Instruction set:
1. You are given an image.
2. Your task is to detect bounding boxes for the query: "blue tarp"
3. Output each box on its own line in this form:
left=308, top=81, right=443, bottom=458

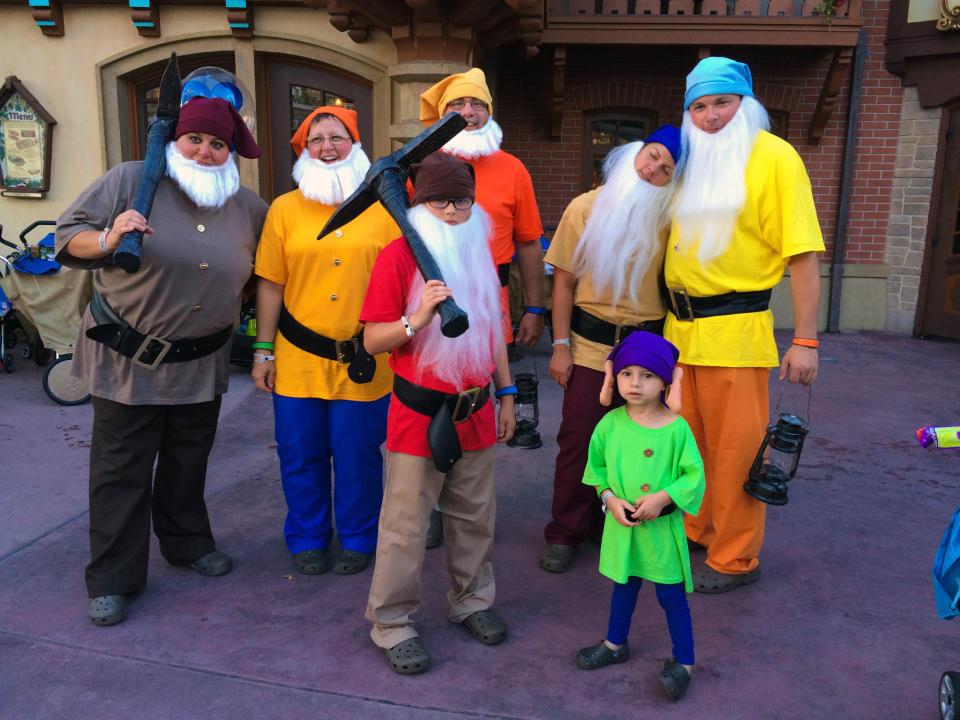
left=933, top=506, right=960, bottom=620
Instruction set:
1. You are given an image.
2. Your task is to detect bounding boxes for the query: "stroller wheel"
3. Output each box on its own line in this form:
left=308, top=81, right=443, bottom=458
left=2, top=354, right=13, bottom=373
left=42, top=354, right=91, bottom=405
left=940, top=671, right=960, bottom=720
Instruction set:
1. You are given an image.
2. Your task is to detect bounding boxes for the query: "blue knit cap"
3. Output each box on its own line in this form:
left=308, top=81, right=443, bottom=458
left=684, top=57, right=754, bottom=110
left=642, top=124, right=682, bottom=165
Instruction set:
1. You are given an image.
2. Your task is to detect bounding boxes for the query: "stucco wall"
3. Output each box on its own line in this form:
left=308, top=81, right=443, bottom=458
left=0, top=5, right=396, bottom=238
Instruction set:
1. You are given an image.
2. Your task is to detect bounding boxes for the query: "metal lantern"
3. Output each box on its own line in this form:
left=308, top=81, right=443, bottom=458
left=507, top=372, right=542, bottom=449
left=743, top=412, right=809, bottom=506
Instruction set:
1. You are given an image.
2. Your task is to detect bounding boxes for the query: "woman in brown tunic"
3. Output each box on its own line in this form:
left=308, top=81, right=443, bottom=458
left=55, top=97, right=268, bottom=627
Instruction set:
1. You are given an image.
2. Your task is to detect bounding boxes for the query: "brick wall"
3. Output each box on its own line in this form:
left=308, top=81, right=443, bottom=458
left=885, top=85, right=942, bottom=334
left=494, top=0, right=902, bottom=270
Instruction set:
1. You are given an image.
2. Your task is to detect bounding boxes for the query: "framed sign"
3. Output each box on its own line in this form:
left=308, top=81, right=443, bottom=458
left=0, top=77, right=57, bottom=198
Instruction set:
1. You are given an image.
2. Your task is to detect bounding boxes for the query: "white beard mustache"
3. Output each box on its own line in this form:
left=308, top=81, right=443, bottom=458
left=671, top=95, right=770, bottom=266
left=292, top=143, right=371, bottom=206
left=404, top=204, right=502, bottom=388
left=572, top=141, right=671, bottom=308
left=442, top=118, right=503, bottom=160
left=165, top=142, right=240, bottom=209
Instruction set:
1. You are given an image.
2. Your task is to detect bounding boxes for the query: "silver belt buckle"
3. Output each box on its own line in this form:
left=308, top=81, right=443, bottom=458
left=132, top=334, right=172, bottom=370
left=451, top=387, right=481, bottom=424
left=335, top=337, right=359, bottom=364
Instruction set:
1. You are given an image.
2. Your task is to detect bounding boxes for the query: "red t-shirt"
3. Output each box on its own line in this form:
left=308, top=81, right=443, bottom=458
left=359, top=238, right=497, bottom=458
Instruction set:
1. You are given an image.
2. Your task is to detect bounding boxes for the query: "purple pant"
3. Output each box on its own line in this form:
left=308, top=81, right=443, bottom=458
left=543, top=364, right=624, bottom=546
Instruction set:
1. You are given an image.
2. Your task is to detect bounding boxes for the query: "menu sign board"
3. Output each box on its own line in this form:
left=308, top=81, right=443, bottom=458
left=0, top=78, right=56, bottom=197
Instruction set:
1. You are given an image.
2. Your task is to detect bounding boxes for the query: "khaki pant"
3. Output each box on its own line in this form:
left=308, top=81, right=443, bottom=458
left=366, top=447, right=496, bottom=649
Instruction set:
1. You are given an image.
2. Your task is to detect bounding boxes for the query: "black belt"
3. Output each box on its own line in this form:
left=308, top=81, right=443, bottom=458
left=86, top=292, right=233, bottom=370
left=497, top=263, right=511, bottom=288
left=277, top=303, right=375, bottom=384
left=392, top=373, right=490, bottom=473
left=667, top=287, right=772, bottom=321
left=570, top=306, right=664, bottom=346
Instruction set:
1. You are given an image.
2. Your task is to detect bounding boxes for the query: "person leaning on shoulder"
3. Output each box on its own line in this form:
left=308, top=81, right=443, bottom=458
left=54, top=96, right=268, bottom=627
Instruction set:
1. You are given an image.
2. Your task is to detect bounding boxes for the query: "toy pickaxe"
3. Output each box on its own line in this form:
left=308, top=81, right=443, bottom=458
left=317, top=112, right=470, bottom=338
left=113, top=52, right=180, bottom=273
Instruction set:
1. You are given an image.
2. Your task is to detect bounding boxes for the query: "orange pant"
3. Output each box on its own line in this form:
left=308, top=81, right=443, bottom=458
left=499, top=285, right=514, bottom=344
left=680, top=364, right=769, bottom=574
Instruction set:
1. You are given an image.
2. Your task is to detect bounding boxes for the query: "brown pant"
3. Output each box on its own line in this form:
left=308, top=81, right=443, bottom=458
left=366, top=447, right=496, bottom=649
left=86, top=395, right=221, bottom=597
left=680, top=365, right=769, bottom=574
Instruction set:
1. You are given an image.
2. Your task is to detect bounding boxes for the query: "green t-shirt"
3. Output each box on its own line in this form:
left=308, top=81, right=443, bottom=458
left=582, top=408, right=705, bottom=591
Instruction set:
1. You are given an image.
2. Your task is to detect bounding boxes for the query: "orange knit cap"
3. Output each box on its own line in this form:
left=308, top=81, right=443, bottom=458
left=289, top=106, right=360, bottom=157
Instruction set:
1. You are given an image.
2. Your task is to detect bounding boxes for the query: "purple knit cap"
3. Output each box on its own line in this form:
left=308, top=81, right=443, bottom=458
left=607, top=331, right=679, bottom=386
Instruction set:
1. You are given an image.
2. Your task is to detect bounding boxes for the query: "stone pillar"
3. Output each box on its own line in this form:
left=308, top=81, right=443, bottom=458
left=885, top=86, right=943, bottom=334
left=388, top=60, right=471, bottom=149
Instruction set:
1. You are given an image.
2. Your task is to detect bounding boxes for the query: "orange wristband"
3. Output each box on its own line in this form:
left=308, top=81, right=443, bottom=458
left=792, top=337, right=819, bottom=349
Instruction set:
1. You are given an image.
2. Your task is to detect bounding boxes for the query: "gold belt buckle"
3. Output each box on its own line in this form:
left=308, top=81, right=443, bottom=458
left=451, top=387, right=481, bottom=423
left=132, top=334, right=172, bottom=370
left=335, top=337, right=359, bottom=364
left=668, top=286, right=695, bottom=322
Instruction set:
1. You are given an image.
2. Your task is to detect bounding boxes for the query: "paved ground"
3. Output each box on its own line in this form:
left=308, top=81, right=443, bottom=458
left=1, top=330, right=959, bottom=720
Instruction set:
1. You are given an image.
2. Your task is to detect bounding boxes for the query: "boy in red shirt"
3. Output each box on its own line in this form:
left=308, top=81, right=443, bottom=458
left=360, top=151, right=516, bottom=675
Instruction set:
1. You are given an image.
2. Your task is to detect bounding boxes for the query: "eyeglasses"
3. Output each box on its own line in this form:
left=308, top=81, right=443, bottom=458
left=306, top=135, right=352, bottom=147
left=446, top=99, right=488, bottom=112
left=427, top=198, right=474, bottom=210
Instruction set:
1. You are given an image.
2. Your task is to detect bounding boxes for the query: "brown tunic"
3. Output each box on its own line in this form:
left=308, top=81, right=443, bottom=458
left=55, top=161, right=268, bottom=405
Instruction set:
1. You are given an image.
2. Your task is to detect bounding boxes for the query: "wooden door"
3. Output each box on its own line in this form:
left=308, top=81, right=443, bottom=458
left=261, top=56, right=372, bottom=202
left=919, top=106, right=960, bottom=339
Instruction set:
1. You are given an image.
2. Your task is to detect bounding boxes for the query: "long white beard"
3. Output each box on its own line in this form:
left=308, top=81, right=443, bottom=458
left=671, top=96, right=770, bottom=265
left=404, top=204, right=502, bottom=388
left=292, top=143, right=371, bottom=206
left=165, top=142, right=240, bottom=209
left=572, top=142, right=671, bottom=308
left=442, top=119, right=503, bottom=160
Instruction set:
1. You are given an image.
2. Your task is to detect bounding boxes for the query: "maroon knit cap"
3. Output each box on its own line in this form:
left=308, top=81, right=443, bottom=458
left=409, top=151, right=475, bottom=206
left=175, top=97, right=261, bottom=159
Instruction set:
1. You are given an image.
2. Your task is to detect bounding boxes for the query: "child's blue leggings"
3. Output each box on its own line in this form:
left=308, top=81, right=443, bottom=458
left=606, top=577, right=695, bottom=665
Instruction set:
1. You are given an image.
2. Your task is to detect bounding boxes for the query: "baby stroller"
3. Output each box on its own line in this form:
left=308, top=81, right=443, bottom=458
left=0, top=221, right=92, bottom=404
left=922, top=426, right=960, bottom=719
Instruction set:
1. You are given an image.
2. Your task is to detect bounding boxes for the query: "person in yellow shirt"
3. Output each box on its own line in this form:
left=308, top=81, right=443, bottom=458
left=252, top=107, right=398, bottom=577
left=665, top=57, right=823, bottom=593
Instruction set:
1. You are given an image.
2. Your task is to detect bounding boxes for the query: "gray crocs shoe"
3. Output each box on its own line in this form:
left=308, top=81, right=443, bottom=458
left=88, top=595, right=127, bottom=626
left=189, top=550, right=232, bottom=577
left=462, top=609, right=508, bottom=645
left=384, top=637, right=431, bottom=675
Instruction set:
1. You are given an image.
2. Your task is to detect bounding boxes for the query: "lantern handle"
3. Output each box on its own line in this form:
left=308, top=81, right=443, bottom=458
left=773, top=379, right=812, bottom=427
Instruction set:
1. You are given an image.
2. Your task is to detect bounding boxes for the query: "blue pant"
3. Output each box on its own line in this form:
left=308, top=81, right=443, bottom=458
left=606, top=577, right=695, bottom=665
left=273, top=393, right=389, bottom=555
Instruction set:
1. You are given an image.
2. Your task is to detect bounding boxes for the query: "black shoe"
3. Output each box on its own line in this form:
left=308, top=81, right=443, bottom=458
left=189, top=551, right=232, bottom=577
left=577, top=640, right=630, bottom=670
left=334, top=549, right=371, bottom=575
left=426, top=509, right=443, bottom=549
left=294, top=549, right=327, bottom=575
left=660, top=657, right=691, bottom=699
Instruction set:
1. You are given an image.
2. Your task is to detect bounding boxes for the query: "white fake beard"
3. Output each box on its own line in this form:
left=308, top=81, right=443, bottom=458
left=671, top=96, right=770, bottom=266
left=165, top=142, right=240, bottom=209
left=442, top=118, right=503, bottom=160
left=292, top=143, right=371, bottom=206
left=572, top=141, right=671, bottom=308
left=404, top=204, right=502, bottom=388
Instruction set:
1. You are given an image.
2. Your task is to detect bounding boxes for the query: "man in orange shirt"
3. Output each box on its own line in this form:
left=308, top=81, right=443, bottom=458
left=420, top=68, right=546, bottom=548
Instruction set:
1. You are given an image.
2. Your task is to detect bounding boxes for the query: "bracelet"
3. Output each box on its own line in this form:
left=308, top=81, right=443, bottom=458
left=524, top=306, right=547, bottom=315
left=792, top=338, right=819, bottom=349
left=253, top=353, right=275, bottom=363
left=252, top=341, right=274, bottom=350
left=98, top=227, right=112, bottom=252
left=552, top=337, right=570, bottom=347
left=495, top=385, right=518, bottom=398
left=401, top=315, right=416, bottom=337
left=600, top=489, right=614, bottom=514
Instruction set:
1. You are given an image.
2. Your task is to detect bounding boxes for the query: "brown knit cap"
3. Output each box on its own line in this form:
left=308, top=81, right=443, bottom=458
left=409, top=151, right=475, bottom=206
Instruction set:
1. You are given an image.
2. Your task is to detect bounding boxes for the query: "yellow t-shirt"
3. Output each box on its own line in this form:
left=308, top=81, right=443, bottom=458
left=664, top=131, right=825, bottom=368
left=255, top=189, right=399, bottom=399
left=545, top=187, right=667, bottom=372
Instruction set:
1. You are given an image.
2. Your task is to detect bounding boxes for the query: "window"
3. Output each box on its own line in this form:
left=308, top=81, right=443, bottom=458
left=768, top=109, right=789, bottom=139
left=582, top=110, right=657, bottom=191
left=125, top=53, right=236, bottom=161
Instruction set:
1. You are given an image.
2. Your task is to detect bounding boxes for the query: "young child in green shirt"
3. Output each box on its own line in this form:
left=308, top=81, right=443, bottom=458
left=577, top=331, right=705, bottom=700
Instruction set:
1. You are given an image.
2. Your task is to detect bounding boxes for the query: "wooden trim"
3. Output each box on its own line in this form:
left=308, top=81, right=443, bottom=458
left=808, top=46, right=851, bottom=142
left=552, top=45, right=566, bottom=139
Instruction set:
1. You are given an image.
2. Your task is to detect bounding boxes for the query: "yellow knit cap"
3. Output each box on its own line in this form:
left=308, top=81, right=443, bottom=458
left=419, top=68, right=493, bottom=127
